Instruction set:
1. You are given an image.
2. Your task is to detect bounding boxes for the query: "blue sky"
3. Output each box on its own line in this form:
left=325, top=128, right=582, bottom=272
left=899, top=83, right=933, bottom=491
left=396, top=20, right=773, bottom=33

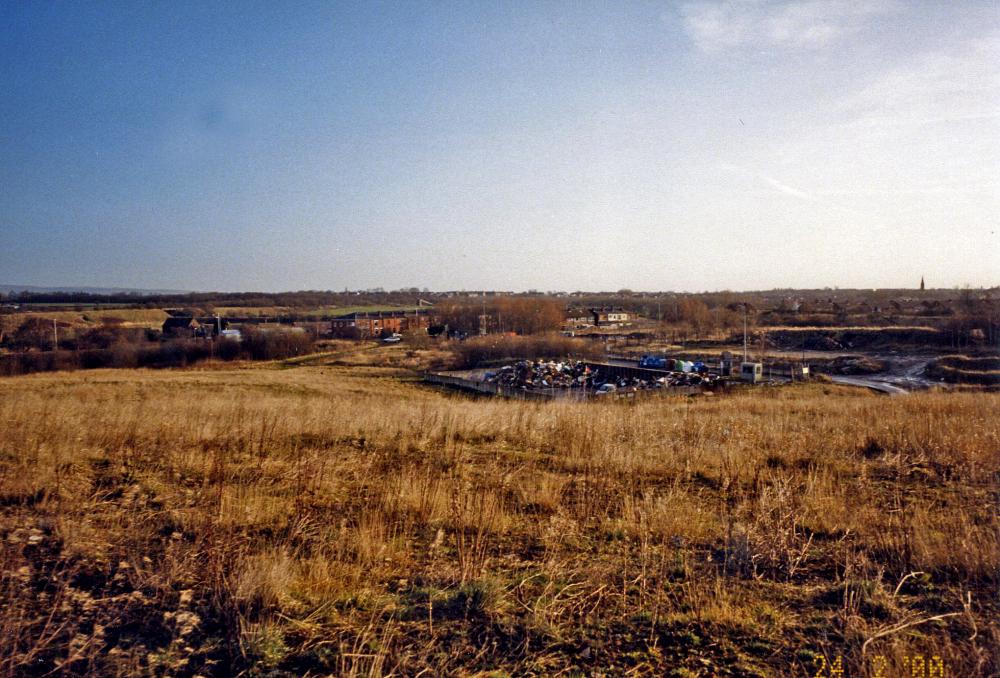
left=1, top=1, right=997, bottom=292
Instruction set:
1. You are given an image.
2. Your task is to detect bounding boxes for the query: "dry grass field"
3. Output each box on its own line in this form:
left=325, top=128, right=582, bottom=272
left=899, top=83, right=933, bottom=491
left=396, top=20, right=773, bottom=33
left=0, top=360, right=997, bottom=676
left=4, top=309, right=169, bottom=330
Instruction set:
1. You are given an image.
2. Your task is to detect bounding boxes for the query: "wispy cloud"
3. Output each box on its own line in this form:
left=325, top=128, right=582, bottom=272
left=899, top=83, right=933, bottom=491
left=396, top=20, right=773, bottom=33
left=720, top=162, right=875, bottom=219
left=765, top=30, right=1000, bottom=201
left=837, top=31, right=1000, bottom=128
left=721, top=162, right=816, bottom=201
left=680, top=0, right=899, bottom=52
left=761, top=175, right=814, bottom=201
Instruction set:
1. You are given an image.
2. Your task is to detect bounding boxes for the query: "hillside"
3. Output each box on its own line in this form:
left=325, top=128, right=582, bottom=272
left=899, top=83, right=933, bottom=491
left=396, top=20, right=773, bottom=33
left=1, top=361, right=996, bottom=676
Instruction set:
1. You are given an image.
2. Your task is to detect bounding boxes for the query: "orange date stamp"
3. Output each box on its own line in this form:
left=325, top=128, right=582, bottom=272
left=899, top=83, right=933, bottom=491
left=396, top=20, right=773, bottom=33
left=813, top=654, right=947, bottom=677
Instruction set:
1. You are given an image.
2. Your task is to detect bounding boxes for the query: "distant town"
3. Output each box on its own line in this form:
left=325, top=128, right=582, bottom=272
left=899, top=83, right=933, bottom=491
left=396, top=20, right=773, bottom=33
left=2, top=283, right=997, bottom=390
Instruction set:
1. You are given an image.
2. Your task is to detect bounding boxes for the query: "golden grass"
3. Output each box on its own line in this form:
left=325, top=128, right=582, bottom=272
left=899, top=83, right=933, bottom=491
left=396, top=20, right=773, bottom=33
left=0, top=365, right=997, bottom=676
left=6, top=308, right=169, bottom=329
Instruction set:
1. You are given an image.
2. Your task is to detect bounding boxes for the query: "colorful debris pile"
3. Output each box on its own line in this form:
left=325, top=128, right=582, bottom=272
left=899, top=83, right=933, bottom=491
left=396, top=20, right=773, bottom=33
left=485, top=360, right=597, bottom=390
left=638, top=356, right=709, bottom=372
left=598, top=371, right=721, bottom=393
left=483, top=360, right=722, bottom=394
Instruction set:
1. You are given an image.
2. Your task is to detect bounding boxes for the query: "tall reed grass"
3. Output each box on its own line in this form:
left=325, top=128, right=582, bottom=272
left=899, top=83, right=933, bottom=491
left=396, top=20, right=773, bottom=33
left=0, top=366, right=996, bottom=675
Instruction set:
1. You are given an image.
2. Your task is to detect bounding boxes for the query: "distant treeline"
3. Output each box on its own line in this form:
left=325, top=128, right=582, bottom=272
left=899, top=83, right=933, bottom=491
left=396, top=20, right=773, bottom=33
left=4, top=288, right=998, bottom=346
left=0, top=329, right=313, bottom=377
left=449, top=334, right=604, bottom=369
left=1, top=290, right=428, bottom=308
left=7, top=287, right=995, bottom=311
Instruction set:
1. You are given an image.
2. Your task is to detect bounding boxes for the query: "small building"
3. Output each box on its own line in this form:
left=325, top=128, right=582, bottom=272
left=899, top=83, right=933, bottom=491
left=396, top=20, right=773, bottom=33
left=718, top=351, right=736, bottom=376
left=740, top=362, right=763, bottom=384
left=193, top=316, right=230, bottom=338
left=564, top=308, right=593, bottom=327
left=162, top=316, right=193, bottom=337
left=589, top=307, right=632, bottom=327
left=331, top=310, right=434, bottom=338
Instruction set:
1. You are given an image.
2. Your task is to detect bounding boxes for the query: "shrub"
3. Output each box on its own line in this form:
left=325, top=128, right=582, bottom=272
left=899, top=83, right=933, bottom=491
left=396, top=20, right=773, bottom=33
left=449, top=333, right=603, bottom=368
left=216, top=338, right=242, bottom=361
left=241, top=328, right=314, bottom=361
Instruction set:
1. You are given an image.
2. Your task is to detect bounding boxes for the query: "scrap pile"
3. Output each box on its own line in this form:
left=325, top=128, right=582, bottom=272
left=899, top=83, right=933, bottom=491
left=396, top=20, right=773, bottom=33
left=639, top=356, right=708, bottom=372
left=598, top=371, right=720, bottom=393
left=484, top=360, right=723, bottom=394
left=485, top=360, right=597, bottom=390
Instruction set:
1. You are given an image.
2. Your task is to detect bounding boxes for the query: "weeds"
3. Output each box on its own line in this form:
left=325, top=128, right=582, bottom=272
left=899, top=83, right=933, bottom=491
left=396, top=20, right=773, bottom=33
left=0, top=366, right=996, bottom=675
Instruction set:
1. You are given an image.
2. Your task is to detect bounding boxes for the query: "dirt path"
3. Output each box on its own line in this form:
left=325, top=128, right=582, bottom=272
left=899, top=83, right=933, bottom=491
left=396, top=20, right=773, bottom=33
left=829, top=375, right=909, bottom=394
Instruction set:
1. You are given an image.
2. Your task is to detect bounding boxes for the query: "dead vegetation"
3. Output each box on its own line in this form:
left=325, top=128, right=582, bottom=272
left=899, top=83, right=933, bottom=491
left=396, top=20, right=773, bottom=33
left=2, top=308, right=169, bottom=330
left=0, top=364, right=997, bottom=676
left=448, top=333, right=605, bottom=369
left=827, top=355, right=887, bottom=375
left=926, top=355, right=1000, bottom=386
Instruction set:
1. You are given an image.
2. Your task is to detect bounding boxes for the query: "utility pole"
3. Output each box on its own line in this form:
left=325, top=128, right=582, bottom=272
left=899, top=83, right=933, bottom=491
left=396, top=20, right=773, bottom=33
left=52, top=318, right=58, bottom=351
left=742, top=304, right=748, bottom=363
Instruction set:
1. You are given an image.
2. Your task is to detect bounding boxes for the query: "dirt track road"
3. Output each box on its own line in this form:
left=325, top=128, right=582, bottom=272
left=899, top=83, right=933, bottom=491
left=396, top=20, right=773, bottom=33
left=612, top=349, right=942, bottom=394
left=829, top=375, right=909, bottom=394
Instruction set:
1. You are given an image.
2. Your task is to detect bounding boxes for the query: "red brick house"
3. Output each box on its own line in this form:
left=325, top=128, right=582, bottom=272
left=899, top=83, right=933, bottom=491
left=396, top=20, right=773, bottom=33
left=331, top=310, right=434, bottom=338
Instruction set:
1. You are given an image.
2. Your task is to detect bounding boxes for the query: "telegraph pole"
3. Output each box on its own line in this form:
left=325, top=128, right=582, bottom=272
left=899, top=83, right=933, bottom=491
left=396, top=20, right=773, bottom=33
left=742, top=304, right=748, bottom=363
left=52, top=318, right=58, bottom=351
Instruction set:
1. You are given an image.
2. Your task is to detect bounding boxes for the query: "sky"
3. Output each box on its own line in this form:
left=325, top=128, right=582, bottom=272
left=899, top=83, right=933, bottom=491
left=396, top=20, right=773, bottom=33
left=1, top=0, right=998, bottom=292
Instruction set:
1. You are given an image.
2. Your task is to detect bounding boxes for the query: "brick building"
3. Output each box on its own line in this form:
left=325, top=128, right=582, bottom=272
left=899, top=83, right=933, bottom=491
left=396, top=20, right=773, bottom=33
left=331, top=310, right=434, bottom=338
left=589, top=307, right=632, bottom=326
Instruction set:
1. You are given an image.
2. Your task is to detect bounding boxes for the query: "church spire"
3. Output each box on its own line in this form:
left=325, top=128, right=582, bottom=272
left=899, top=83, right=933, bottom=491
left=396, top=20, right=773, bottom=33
left=920, top=276, right=925, bottom=291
